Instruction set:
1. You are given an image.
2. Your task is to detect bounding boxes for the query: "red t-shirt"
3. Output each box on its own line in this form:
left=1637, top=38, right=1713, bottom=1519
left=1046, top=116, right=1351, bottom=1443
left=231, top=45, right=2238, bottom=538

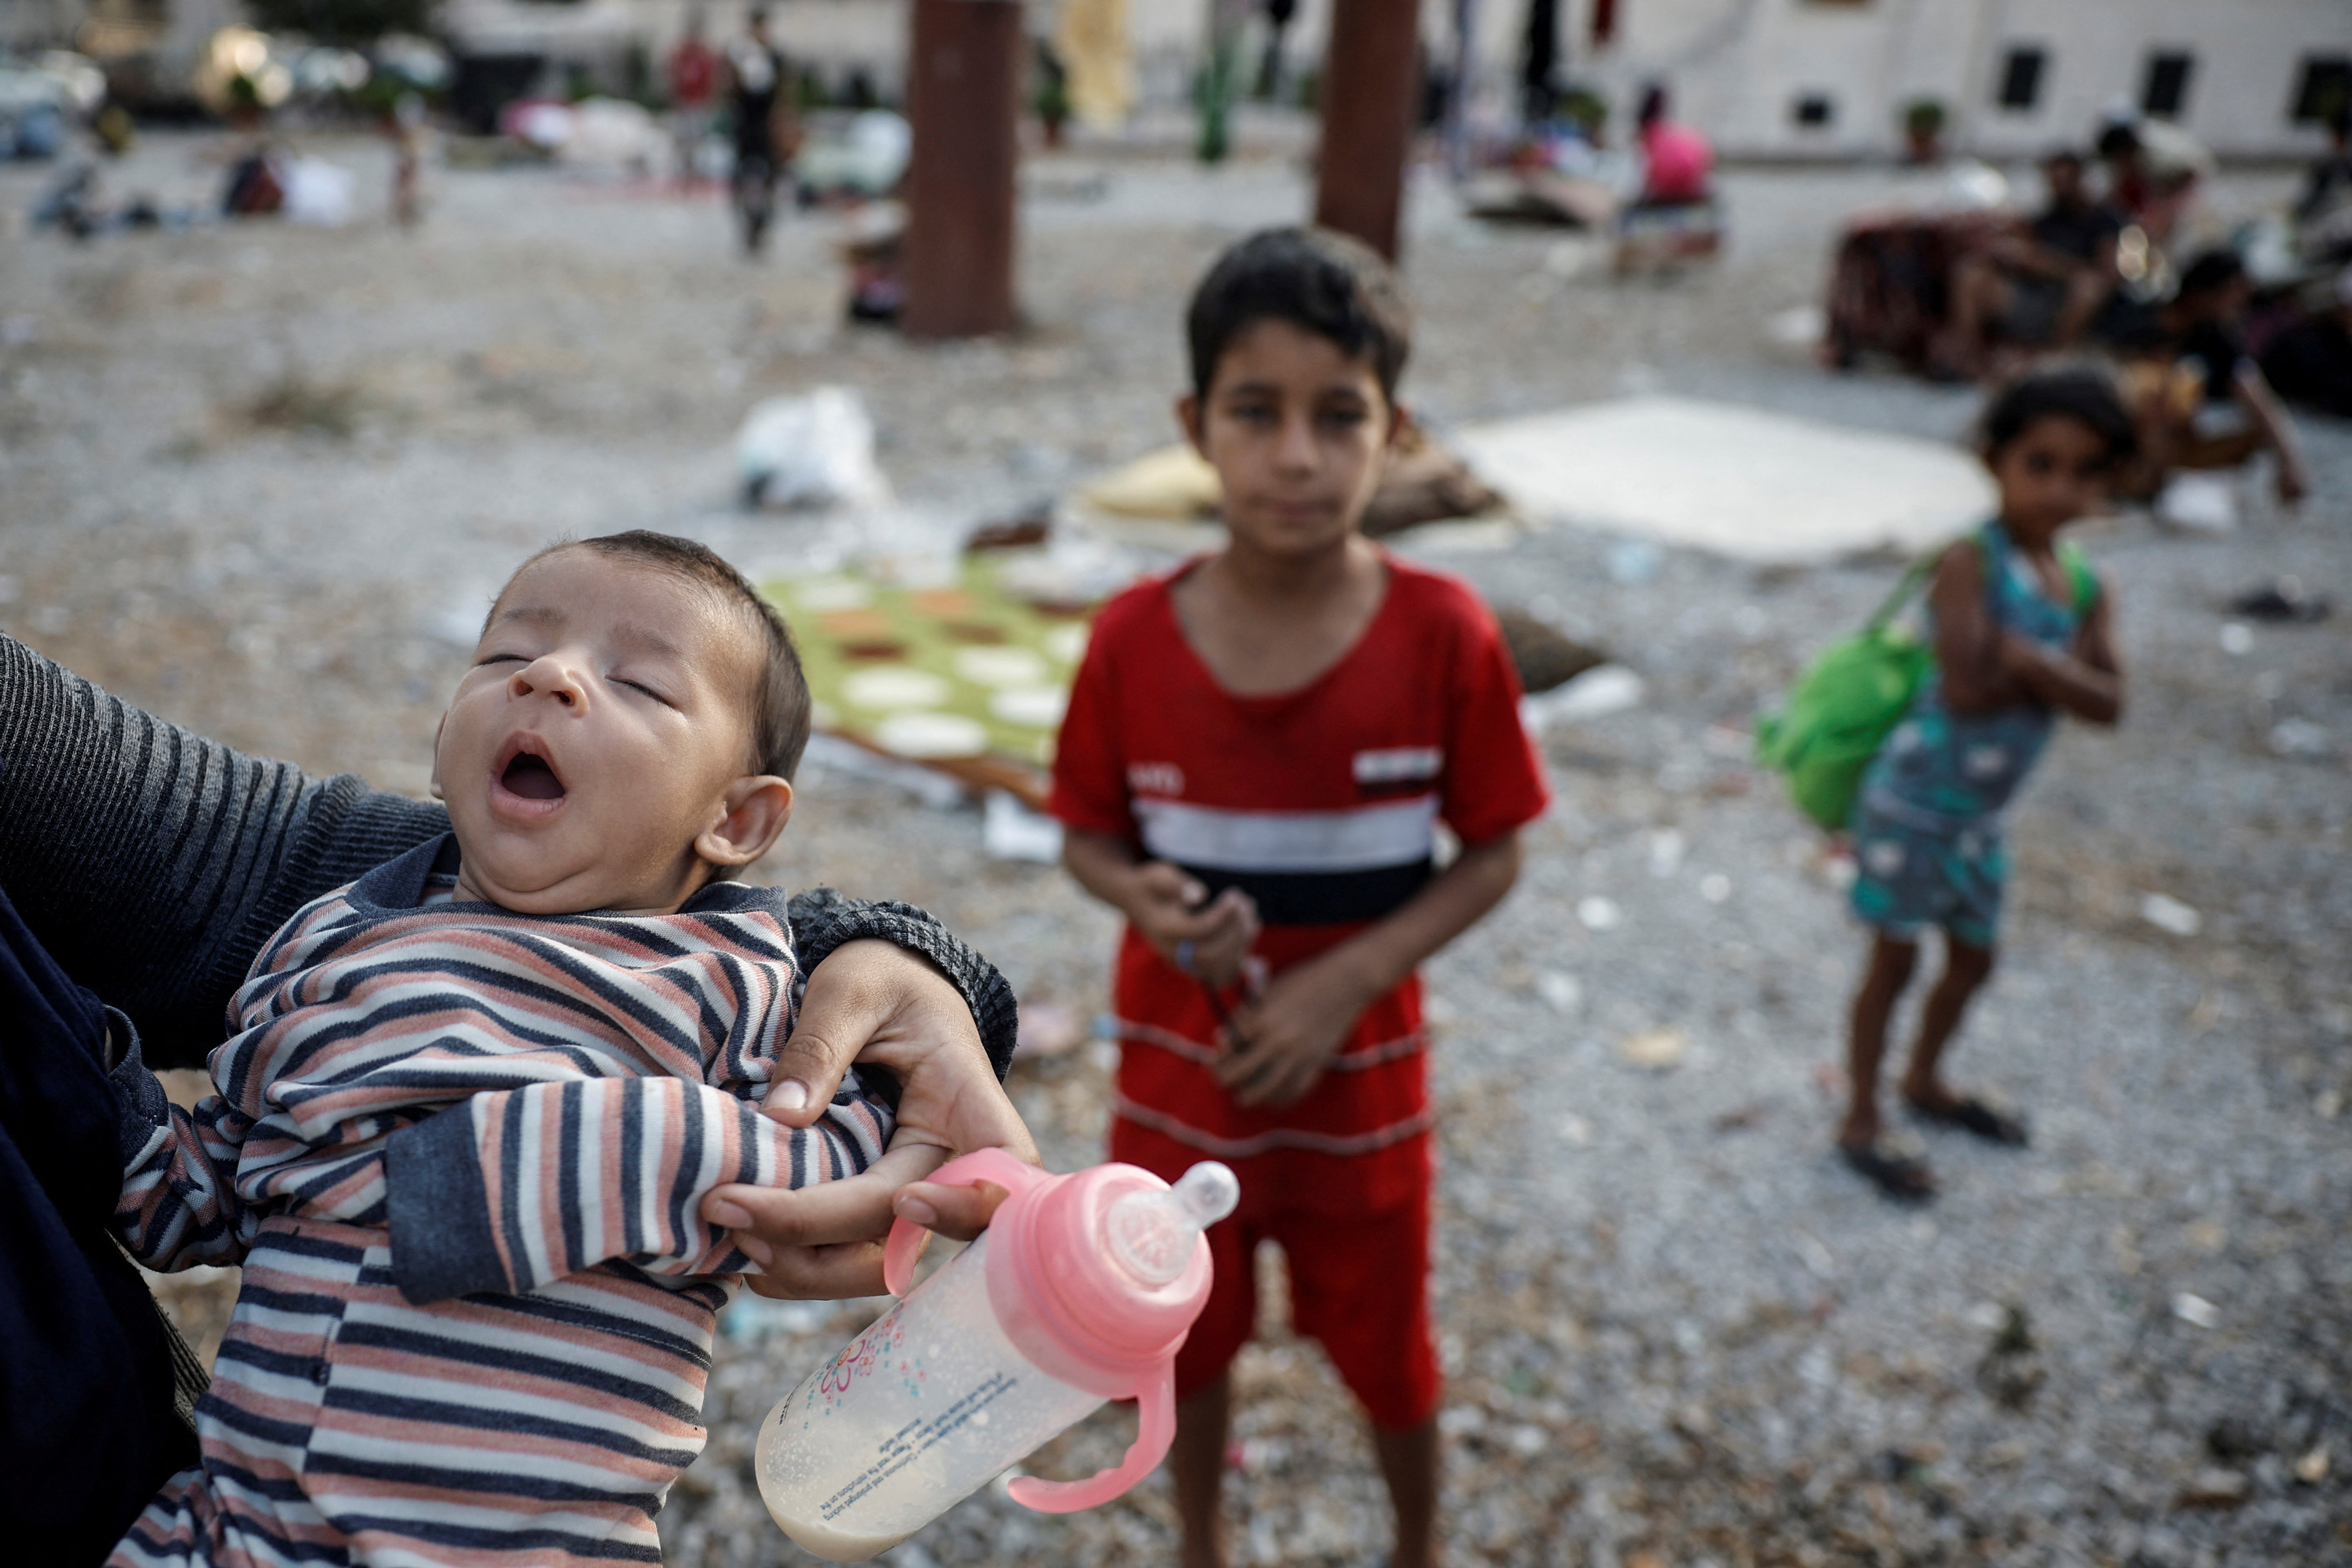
left=1051, top=552, right=1549, bottom=1213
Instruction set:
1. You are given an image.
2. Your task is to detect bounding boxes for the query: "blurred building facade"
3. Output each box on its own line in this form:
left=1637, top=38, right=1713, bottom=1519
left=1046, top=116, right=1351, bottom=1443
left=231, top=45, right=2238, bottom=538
left=3, top=0, right=2341, bottom=162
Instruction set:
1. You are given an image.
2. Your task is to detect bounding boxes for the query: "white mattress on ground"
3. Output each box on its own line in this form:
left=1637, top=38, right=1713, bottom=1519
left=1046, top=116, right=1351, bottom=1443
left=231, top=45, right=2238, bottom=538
left=1453, top=395, right=1996, bottom=563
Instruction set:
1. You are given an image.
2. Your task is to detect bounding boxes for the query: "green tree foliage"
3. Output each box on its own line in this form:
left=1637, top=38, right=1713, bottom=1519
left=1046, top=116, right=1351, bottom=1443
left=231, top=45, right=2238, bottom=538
left=245, top=0, right=436, bottom=47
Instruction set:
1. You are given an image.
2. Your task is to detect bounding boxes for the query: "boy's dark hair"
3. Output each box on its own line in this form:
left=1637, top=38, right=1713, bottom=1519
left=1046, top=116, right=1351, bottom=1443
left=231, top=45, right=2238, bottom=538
left=1981, top=367, right=2137, bottom=467
left=2176, top=248, right=2246, bottom=301
left=497, top=530, right=812, bottom=781
left=2095, top=123, right=2141, bottom=161
left=1185, top=227, right=1413, bottom=404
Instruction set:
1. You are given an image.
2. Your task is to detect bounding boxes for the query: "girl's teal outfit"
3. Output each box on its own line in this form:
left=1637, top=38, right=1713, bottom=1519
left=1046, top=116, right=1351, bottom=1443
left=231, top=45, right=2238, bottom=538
left=1849, top=520, right=2093, bottom=949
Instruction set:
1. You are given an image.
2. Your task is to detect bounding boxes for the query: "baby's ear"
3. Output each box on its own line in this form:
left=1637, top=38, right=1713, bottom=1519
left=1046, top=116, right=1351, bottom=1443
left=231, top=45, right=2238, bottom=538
left=699, top=775, right=794, bottom=869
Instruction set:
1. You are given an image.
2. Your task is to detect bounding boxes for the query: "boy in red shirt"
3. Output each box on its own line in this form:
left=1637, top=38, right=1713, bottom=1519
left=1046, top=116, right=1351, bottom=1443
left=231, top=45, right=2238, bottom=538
left=1051, top=228, right=1548, bottom=1568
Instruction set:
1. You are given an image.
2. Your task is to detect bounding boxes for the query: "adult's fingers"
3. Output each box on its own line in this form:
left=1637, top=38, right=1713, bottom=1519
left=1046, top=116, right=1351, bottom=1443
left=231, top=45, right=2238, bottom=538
left=890, top=1178, right=1010, bottom=1243
left=702, top=1142, right=951, bottom=1250
left=740, top=1241, right=887, bottom=1301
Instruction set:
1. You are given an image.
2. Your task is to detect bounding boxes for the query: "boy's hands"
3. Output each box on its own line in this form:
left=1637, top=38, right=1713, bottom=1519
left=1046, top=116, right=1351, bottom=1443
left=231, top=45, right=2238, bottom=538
left=1127, top=863, right=1260, bottom=988
left=1215, top=951, right=1377, bottom=1107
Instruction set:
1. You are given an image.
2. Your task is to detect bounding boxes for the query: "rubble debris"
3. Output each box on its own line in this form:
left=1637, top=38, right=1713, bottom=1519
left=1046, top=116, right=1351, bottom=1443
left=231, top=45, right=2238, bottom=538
left=1492, top=606, right=1607, bottom=695
left=2229, top=576, right=2331, bottom=623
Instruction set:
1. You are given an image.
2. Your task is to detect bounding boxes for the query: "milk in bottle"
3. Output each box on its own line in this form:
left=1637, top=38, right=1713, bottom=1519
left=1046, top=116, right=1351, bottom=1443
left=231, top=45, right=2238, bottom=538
left=755, top=1150, right=1238, bottom=1561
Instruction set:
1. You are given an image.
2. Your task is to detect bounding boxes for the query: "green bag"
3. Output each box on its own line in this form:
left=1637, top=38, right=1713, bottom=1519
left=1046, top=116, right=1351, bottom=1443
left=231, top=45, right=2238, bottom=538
left=1754, top=536, right=2096, bottom=833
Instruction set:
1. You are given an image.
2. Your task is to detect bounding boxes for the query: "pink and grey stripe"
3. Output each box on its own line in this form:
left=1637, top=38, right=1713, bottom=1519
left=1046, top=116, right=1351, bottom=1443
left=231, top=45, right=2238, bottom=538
left=109, top=835, right=890, bottom=1566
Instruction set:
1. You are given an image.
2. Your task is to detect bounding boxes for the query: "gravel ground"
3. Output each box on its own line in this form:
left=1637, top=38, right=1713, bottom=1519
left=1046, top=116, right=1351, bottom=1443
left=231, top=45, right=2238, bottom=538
left=3, top=126, right=2348, bottom=1568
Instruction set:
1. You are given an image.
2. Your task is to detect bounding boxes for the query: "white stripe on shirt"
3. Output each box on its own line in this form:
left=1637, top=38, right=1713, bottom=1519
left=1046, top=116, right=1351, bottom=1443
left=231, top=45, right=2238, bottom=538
left=1133, top=794, right=1438, bottom=873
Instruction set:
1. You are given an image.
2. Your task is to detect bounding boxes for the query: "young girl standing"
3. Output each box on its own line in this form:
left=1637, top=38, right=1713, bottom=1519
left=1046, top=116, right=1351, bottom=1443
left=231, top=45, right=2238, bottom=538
left=1839, top=369, right=2135, bottom=1201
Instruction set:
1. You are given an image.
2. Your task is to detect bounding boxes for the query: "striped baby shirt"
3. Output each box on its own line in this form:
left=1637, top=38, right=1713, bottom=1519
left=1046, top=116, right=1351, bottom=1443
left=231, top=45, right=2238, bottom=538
left=107, top=834, right=893, bottom=1567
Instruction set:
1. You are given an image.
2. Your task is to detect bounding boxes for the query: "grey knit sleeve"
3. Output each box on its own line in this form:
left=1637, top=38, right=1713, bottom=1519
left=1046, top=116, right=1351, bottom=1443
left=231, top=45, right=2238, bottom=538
left=786, top=888, right=1019, bottom=1082
left=0, top=632, right=450, bottom=1069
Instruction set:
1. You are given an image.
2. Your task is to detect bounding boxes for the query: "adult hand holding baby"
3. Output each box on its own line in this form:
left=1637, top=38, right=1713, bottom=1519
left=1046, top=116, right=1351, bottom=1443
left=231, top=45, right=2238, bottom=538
left=705, top=938, right=1040, bottom=1298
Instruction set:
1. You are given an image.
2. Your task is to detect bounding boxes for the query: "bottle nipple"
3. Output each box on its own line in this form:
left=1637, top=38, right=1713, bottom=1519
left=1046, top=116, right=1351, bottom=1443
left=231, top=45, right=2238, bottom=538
left=1105, top=1162, right=1240, bottom=1287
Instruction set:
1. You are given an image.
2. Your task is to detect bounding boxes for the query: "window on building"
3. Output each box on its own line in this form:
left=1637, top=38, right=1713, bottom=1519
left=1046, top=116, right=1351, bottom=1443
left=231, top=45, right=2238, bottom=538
left=2291, top=56, right=2351, bottom=124
left=2143, top=52, right=2194, bottom=120
left=1791, top=93, right=1835, bottom=129
left=1996, top=47, right=2045, bottom=112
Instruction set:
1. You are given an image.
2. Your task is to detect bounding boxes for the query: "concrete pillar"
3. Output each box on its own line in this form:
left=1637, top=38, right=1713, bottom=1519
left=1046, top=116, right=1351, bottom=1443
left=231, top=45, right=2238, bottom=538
left=1312, top=0, right=1422, bottom=262
left=902, top=0, right=1023, bottom=339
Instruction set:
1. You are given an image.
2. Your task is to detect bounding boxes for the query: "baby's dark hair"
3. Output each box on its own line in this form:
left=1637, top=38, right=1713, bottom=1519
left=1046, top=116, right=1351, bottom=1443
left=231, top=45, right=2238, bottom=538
left=499, top=530, right=812, bottom=781
left=1980, top=366, right=2138, bottom=467
left=1185, top=226, right=1413, bottom=405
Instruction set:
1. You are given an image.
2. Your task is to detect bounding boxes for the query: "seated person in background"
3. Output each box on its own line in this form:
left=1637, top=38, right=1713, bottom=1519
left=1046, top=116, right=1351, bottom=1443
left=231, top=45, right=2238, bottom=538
left=1630, top=82, right=1712, bottom=208
left=2258, top=265, right=2352, bottom=418
left=2096, top=118, right=2207, bottom=251
left=2106, top=249, right=2312, bottom=504
left=1933, top=150, right=2119, bottom=379
left=103, top=532, right=920, bottom=1566
left=2293, top=105, right=2352, bottom=266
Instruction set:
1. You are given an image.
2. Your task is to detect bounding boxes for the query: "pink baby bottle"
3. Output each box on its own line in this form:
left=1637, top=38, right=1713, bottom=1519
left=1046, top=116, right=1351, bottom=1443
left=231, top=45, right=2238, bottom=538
left=753, top=1148, right=1239, bottom=1562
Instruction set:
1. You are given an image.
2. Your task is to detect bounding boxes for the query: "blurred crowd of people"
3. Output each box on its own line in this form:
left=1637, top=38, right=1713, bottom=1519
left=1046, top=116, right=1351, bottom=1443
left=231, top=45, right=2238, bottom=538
left=1829, top=107, right=2351, bottom=507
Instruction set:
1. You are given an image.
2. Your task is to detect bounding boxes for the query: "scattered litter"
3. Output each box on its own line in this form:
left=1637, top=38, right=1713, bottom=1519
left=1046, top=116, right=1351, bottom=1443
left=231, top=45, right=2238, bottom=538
left=2217, top=621, right=2254, bottom=655
left=1604, top=538, right=1663, bottom=585
left=982, top=789, right=1063, bottom=863
left=2174, top=1468, right=2250, bottom=1509
left=1710, top=1102, right=1764, bottom=1133
left=1616, top=1026, right=1687, bottom=1070
left=2138, top=893, right=2203, bottom=938
left=1522, top=666, right=1646, bottom=731
left=1011, top=1000, right=1085, bottom=1060
left=280, top=159, right=356, bottom=226
left=1646, top=829, right=1685, bottom=877
left=1576, top=896, right=1622, bottom=931
left=2155, top=473, right=2238, bottom=534
left=737, top=387, right=891, bottom=511
left=1556, top=1112, right=1594, bottom=1147
left=2296, top=1445, right=2332, bottom=1485
left=1792, top=1229, right=1836, bottom=1279
left=1767, top=304, right=1826, bottom=346
left=2315, top=1089, right=2343, bottom=1120
left=1699, top=873, right=1733, bottom=904
left=1535, top=971, right=1583, bottom=1014
left=2229, top=576, right=2330, bottom=623
left=1975, top=1303, right=2043, bottom=1410
left=2171, top=1292, right=2221, bottom=1329
left=2268, top=718, right=2334, bottom=759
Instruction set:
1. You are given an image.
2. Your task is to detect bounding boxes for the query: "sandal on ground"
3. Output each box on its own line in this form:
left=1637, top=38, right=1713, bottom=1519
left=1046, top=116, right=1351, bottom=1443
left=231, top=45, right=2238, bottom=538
left=1840, top=1139, right=1936, bottom=1203
left=1906, top=1094, right=2029, bottom=1147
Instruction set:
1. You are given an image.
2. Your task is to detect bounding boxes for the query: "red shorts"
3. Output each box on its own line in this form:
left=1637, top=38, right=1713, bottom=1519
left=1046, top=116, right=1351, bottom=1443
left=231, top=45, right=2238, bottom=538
left=1171, top=1182, right=1441, bottom=1430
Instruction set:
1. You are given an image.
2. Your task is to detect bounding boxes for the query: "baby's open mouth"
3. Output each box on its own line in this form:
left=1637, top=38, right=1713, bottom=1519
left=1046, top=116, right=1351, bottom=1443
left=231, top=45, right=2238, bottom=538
left=499, top=751, right=566, bottom=802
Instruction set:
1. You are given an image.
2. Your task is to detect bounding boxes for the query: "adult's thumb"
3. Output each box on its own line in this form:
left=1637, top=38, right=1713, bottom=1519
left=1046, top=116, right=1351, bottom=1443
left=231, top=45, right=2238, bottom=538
left=766, top=1013, right=858, bottom=1126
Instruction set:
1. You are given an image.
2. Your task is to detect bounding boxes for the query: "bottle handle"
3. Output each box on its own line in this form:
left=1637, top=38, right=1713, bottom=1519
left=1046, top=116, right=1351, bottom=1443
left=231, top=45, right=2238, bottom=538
left=882, top=1146, right=1047, bottom=1298
left=1005, top=1365, right=1176, bottom=1515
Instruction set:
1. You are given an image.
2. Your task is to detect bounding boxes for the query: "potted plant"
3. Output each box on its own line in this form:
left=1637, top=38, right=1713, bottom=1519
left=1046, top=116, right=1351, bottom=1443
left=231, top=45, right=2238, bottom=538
left=1902, top=97, right=1946, bottom=163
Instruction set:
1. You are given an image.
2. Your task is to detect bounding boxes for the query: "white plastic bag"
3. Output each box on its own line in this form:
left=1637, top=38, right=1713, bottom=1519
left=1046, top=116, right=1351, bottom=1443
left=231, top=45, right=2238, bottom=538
left=736, top=386, right=892, bottom=511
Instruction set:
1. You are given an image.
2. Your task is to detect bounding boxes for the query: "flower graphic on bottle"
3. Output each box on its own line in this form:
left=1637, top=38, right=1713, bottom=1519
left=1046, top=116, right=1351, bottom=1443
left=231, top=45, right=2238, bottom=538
left=811, top=1303, right=924, bottom=1412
